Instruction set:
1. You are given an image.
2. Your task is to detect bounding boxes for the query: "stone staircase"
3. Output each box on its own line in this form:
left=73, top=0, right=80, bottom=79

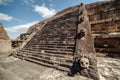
left=14, top=4, right=96, bottom=74
left=14, top=6, right=81, bottom=72
left=15, top=29, right=75, bottom=71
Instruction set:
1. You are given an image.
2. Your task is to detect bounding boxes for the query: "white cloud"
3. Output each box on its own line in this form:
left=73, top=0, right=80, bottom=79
left=0, top=13, right=13, bottom=21
left=5, top=21, right=38, bottom=39
left=23, top=0, right=35, bottom=5
left=34, top=5, right=56, bottom=18
left=0, top=0, right=14, bottom=5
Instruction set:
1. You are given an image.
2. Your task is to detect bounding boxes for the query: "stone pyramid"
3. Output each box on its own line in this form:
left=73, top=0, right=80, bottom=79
left=0, top=23, right=11, bottom=52
left=0, top=23, right=10, bottom=40
left=14, top=4, right=99, bottom=80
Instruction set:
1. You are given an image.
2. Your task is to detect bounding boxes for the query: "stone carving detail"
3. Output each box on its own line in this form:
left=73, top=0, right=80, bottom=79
left=79, top=56, right=89, bottom=69
left=76, top=29, right=85, bottom=39
left=68, top=4, right=99, bottom=80
left=68, top=54, right=99, bottom=80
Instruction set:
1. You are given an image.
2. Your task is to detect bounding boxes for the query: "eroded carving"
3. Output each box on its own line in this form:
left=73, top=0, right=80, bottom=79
left=68, top=54, right=99, bottom=80
left=75, top=29, right=85, bottom=39
left=79, top=56, right=89, bottom=69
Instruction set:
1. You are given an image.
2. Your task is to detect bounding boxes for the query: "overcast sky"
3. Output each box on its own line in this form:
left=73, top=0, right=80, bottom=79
left=0, top=0, right=105, bottom=39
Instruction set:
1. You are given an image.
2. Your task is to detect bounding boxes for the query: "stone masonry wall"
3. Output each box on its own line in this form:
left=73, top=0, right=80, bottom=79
left=86, top=0, right=120, bottom=56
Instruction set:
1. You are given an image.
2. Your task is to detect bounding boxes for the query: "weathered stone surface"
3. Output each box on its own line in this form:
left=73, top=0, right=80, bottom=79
left=0, top=56, right=93, bottom=80
left=86, top=0, right=120, bottom=56
left=0, top=40, right=11, bottom=52
left=0, top=23, right=11, bottom=52
left=0, top=23, right=9, bottom=40
left=98, top=57, right=120, bottom=80
left=0, top=55, right=119, bottom=80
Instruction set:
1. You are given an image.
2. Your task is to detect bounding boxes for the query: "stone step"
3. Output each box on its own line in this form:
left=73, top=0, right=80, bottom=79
left=40, top=36, right=75, bottom=39
left=18, top=50, right=73, bottom=61
left=38, top=41, right=75, bottom=44
left=41, top=32, right=76, bottom=34
left=42, top=49, right=73, bottom=54
left=28, top=55, right=73, bottom=66
left=41, top=33, right=76, bottom=36
left=24, top=57, right=56, bottom=68
left=41, top=34, right=75, bottom=37
left=38, top=44, right=75, bottom=48
left=41, top=29, right=75, bottom=33
left=13, top=53, right=22, bottom=58
left=38, top=35, right=75, bottom=37
left=38, top=45, right=75, bottom=48
left=21, top=48, right=73, bottom=55
left=38, top=43, right=75, bottom=46
left=35, top=47, right=74, bottom=52
left=41, top=27, right=76, bottom=30
left=39, top=36, right=75, bottom=38
left=25, top=57, right=70, bottom=72
left=37, top=36, right=75, bottom=39
left=38, top=42, right=75, bottom=45
left=37, top=40, right=75, bottom=42
left=15, top=53, right=72, bottom=72
left=23, top=47, right=75, bottom=53
left=27, top=39, right=75, bottom=44
left=38, top=39, right=75, bottom=41
left=24, top=47, right=71, bottom=52
left=19, top=49, right=73, bottom=58
left=15, top=53, right=28, bottom=60
left=23, top=48, right=39, bottom=51
left=25, top=44, right=75, bottom=49
left=31, top=53, right=72, bottom=63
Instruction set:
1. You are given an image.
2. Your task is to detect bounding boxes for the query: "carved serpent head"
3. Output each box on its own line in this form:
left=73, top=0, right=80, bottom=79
left=79, top=56, right=89, bottom=69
